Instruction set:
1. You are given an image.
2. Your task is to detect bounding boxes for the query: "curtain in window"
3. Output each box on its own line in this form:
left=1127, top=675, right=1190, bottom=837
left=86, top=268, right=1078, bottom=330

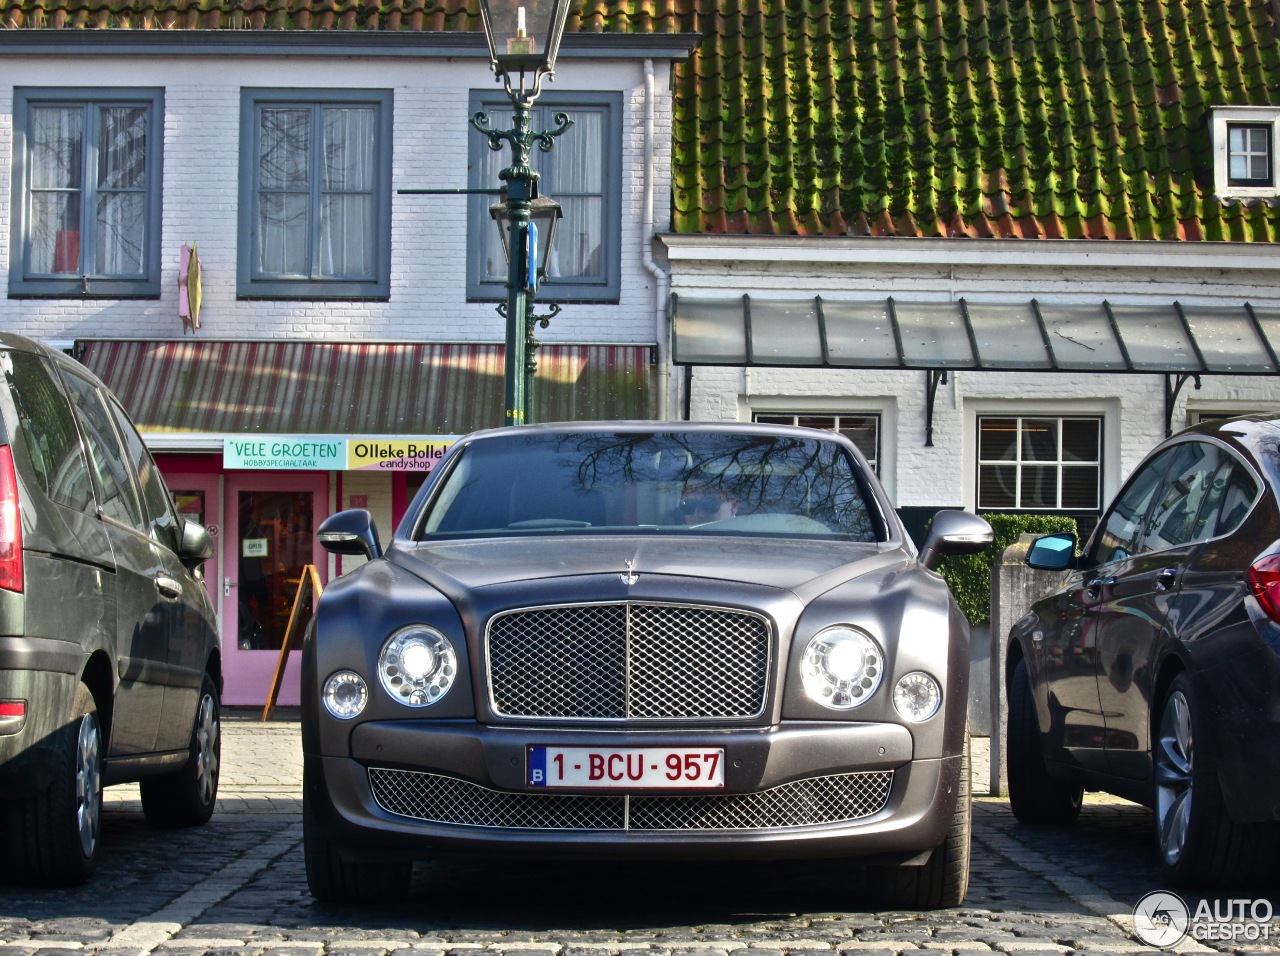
left=547, top=109, right=602, bottom=279
left=96, top=107, right=147, bottom=276
left=477, top=105, right=604, bottom=282
left=320, top=107, right=375, bottom=279
left=29, top=106, right=83, bottom=275
left=258, top=108, right=311, bottom=276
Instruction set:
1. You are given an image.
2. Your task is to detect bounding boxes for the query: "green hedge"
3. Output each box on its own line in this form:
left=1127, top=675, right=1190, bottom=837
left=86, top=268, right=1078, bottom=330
left=934, top=513, right=1078, bottom=626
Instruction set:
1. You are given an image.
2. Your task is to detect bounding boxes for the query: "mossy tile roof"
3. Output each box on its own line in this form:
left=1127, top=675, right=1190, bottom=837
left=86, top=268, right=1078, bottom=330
left=673, top=0, right=1280, bottom=239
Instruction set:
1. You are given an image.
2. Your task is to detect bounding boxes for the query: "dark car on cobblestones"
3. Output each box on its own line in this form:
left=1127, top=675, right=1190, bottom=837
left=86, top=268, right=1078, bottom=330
left=1008, top=415, right=1280, bottom=889
left=303, top=422, right=993, bottom=908
left=0, top=333, right=221, bottom=886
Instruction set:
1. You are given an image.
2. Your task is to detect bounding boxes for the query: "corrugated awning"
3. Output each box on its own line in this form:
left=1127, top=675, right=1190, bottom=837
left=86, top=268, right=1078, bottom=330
left=672, top=295, right=1280, bottom=374
left=76, top=340, right=653, bottom=435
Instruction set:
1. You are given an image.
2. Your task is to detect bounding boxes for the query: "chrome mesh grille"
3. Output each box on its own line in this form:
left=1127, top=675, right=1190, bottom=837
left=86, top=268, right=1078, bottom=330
left=368, top=768, right=893, bottom=831
left=486, top=603, right=771, bottom=720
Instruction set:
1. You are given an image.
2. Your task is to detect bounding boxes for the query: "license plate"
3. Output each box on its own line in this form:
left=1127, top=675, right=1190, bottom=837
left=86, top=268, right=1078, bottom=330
left=527, top=746, right=725, bottom=789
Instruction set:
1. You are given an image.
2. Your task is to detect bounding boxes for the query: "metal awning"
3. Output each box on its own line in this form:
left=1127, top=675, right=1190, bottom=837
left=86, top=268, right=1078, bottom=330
left=76, top=340, right=653, bottom=437
left=672, top=295, right=1280, bottom=440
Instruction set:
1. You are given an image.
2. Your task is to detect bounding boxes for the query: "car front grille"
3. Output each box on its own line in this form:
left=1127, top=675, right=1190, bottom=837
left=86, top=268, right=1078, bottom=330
left=485, top=602, right=771, bottom=720
left=368, top=768, right=894, bottom=831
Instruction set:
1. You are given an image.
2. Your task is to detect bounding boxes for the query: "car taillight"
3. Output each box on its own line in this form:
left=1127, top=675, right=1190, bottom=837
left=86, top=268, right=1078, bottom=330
left=0, top=446, right=21, bottom=593
left=1247, top=553, right=1280, bottom=623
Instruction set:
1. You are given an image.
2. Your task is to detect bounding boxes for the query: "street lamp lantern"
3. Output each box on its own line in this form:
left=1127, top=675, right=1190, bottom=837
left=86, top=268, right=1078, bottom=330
left=489, top=194, right=563, bottom=289
left=472, top=0, right=574, bottom=427
left=476, top=0, right=572, bottom=92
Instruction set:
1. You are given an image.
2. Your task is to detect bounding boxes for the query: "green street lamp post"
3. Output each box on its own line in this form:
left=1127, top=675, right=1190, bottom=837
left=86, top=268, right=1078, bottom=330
left=472, top=0, right=573, bottom=426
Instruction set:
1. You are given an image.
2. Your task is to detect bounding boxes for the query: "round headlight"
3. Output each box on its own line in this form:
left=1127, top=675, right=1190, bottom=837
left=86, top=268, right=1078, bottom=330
left=894, top=671, right=942, bottom=722
left=322, top=670, right=368, bottom=720
left=378, top=625, right=457, bottom=706
left=800, top=626, right=884, bottom=710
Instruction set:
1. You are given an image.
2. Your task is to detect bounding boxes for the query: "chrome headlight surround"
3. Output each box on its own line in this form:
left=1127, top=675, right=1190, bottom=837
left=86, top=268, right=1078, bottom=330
left=322, top=670, right=369, bottom=719
left=378, top=625, right=458, bottom=707
left=800, top=625, right=884, bottom=710
left=893, top=671, right=943, bottom=722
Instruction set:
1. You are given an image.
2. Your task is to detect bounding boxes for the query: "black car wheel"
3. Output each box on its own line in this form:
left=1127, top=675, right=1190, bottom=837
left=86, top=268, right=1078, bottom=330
left=303, top=785, right=412, bottom=903
left=2, top=683, right=102, bottom=886
left=141, top=673, right=221, bottom=828
left=1007, top=658, right=1083, bottom=825
left=1154, top=672, right=1276, bottom=887
left=870, top=731, right=971, bottom=910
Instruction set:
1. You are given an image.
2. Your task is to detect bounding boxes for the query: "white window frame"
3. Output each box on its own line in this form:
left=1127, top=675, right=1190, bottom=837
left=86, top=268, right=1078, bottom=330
left=963, top=400, right=1119, bottom=516
left=1212, top=106, right=1280, bottom=199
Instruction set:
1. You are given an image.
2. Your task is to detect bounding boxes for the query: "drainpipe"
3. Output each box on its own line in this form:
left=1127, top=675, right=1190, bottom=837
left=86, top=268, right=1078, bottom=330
left=643, top=58, right=672, bottom=420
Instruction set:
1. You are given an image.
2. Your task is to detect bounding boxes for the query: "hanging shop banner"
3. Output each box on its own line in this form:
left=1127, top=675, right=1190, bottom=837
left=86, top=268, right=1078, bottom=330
left=347, top=438, right=456, bottom=472
left=224, top=438, right=346, bottom=471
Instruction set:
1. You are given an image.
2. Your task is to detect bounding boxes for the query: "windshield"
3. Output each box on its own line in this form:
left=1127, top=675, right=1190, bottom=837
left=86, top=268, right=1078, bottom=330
left=415, top=430, right=883, bottom=541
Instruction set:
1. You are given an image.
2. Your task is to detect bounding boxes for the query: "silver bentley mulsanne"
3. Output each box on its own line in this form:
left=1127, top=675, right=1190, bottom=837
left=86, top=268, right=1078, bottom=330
left=302, top=422, right=992, bottom=908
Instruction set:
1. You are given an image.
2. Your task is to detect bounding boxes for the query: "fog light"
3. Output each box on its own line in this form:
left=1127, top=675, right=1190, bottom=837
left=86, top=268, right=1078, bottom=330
left=322, top=671, right=368, bottom=720
left=801, top=626, right=884, bottom=710
left=379, top=625, right=457, bottom=706
left=894, top=671, right=942, bottom=722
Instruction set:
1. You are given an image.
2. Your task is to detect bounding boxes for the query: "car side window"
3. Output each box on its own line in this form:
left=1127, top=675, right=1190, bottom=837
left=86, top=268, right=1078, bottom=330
left=60, top=371, right=146, bottom=534
left=107, top=398, right=179, bottom=551
left=1191, top=458, right=1259, bottom=540
left=1, top=351, right=96, bottom=515
left=1139, top=442, right=1222, bottom=552
left=1092, top=448, right=1176, bottom=565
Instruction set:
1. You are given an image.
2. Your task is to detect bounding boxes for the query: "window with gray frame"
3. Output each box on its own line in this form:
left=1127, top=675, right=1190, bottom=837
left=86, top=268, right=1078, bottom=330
left=9, top=89, right=163, bottom=298
left=238, top=89, right=392, bottom=299
left=468, top=90, right=622, bottom=302
left=753, top=413, right=880, bottom=474
left=1227, top=123, right=1273, bottom=187
left=977, top=416, right=1102, bottom=517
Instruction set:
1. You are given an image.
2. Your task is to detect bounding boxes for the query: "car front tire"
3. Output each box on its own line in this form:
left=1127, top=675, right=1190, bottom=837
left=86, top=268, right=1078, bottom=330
left=303, top=784, right=411, bottom=904
left=1154, top=672, right=1276, bottom=888
left=870, top=731, right=971, bottom=910
left=141, top=673, right=221, bottom=828
left=1007, top=658, right=1083, bottom=825
left=2, top=683, right=102, bottom=886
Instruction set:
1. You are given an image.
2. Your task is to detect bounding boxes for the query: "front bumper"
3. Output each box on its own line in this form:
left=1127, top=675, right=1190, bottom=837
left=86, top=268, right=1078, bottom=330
left=305, top=720, right=964, bottom=862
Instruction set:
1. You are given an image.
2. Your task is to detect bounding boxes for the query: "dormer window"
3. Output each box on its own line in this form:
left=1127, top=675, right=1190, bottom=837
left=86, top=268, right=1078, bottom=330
left=1228, top=124, right=1273, bottom=187
left=1212, top=107, right=1280, bottom=198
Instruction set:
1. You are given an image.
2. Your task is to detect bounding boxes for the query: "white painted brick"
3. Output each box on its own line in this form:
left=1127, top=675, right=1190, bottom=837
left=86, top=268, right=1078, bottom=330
left=0, top=55, right=668, bottom=347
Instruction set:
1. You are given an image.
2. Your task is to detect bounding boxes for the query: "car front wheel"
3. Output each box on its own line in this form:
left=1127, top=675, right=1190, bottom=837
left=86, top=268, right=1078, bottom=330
left=1154, top=672, right=1276, bottom=887
left=2, top=683, right=102, bottom=886
left=1007, top=658, right=1082, bottom=825
left=141, top=673, right=221, bottom=827
left=303, top=781, right=411, bottom=903
left=869, top=731, right=971, bottom=910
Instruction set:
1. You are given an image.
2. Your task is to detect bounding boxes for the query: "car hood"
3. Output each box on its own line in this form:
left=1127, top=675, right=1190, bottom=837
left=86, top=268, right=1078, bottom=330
left=388, top=535, right=905, bottom=597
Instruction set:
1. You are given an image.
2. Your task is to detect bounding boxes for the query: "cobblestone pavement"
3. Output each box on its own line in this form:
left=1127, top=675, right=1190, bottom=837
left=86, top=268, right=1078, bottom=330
left=1, top=713, right=1276, bottom=956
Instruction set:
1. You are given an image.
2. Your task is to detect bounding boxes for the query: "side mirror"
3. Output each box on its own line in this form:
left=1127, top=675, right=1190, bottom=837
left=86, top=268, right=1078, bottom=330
left=1026, top=532, right=1077, bottom=571
left=919, top=510, right=994, bottom=569
left=317, top=509, right=382, bottom=561
left=178, top=519, right=215, bottom=566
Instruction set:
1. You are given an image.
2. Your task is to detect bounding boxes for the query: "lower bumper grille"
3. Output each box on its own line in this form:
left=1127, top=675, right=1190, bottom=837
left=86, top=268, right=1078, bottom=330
left=368, top=767, right=894, bottom=831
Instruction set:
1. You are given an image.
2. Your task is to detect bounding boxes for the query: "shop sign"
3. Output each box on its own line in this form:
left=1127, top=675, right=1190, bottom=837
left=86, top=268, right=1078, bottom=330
left=223, top=437, right=458, bottom=471
left=347, top=439, right=456, bottom=472
left=224, top=438, right=346, bottom=471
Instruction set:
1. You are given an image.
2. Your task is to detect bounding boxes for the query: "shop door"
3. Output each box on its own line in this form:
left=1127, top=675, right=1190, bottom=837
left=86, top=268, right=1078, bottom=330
left=222, top=473, right=329, bottom=706
left=164, top=473, right=222, bottom=614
